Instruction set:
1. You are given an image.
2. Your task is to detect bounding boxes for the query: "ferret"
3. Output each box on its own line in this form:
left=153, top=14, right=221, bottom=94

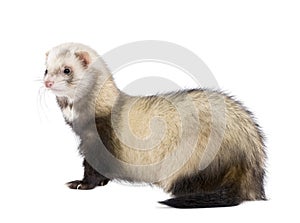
left=43, top=42, right=266, bottom=208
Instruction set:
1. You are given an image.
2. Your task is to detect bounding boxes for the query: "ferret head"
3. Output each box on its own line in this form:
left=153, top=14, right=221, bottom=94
left=44, top=43, right=102, bottom=101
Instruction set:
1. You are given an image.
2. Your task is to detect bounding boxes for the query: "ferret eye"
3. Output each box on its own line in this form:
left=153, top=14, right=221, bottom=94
left=63, top=68, right=71, bottom=75
left=44, top=69, right=48, bottom=76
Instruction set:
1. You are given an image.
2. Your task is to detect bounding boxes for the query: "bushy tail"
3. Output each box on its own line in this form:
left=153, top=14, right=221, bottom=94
left=159, top=187, right=242, bottom=208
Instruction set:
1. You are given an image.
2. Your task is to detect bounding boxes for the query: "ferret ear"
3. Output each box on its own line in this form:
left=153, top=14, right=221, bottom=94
left=45, top=51, right=49, bottom=59
left=75, top=51, right=91, bottom=68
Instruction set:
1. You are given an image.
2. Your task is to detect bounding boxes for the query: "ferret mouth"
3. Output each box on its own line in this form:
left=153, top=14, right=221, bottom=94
left=50, top=88, right=64, bottom=93
left=50, top=88, right=67, bottom=96
left=50, top=87, right=75, bottom=99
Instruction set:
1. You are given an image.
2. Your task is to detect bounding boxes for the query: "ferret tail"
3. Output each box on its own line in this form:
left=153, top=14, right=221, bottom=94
left=158, top=188, right=242, bottom=208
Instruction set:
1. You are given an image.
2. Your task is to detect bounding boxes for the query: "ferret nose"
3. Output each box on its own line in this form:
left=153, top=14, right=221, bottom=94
left=45, top=80, right=54, bottom=88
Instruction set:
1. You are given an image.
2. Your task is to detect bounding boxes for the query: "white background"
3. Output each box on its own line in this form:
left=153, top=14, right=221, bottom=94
left=0, top=0, right=299, bottom=222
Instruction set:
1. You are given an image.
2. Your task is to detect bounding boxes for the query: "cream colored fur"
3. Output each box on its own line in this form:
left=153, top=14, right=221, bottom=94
left=45, top=43, right=265, bottom=199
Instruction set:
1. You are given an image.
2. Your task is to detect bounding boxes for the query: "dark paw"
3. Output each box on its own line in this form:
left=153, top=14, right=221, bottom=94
left=98, top=179, right=109, bottom=186
left=66, top=180, right=97, bottom=190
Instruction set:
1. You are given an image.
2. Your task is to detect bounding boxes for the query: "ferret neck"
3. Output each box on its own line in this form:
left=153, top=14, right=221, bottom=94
left=94, top=75, right=121, bottom=117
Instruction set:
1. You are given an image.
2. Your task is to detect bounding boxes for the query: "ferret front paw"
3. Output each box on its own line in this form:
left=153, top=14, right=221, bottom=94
left=98, top=179, right=109, bottom=186
left=66, top=180, right=97, bottom=190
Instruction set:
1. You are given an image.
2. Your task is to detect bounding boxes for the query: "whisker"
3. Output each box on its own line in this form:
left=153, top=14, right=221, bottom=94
left=52, top=80, right=68, bottom=85
left=37, top=87, right=44, bottom=122
left=34, top=75, right=45, bottom=82
left=34, top=79, right=44, bottom=83
left=37, top=86, right=51, bottom=122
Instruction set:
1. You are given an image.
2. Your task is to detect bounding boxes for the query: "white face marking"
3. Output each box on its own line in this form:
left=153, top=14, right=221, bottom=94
left=44, top=44, right=91, bottom=101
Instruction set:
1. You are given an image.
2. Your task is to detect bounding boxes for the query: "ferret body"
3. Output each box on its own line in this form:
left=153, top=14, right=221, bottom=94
left=44, top=43, right=266, bottom=208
